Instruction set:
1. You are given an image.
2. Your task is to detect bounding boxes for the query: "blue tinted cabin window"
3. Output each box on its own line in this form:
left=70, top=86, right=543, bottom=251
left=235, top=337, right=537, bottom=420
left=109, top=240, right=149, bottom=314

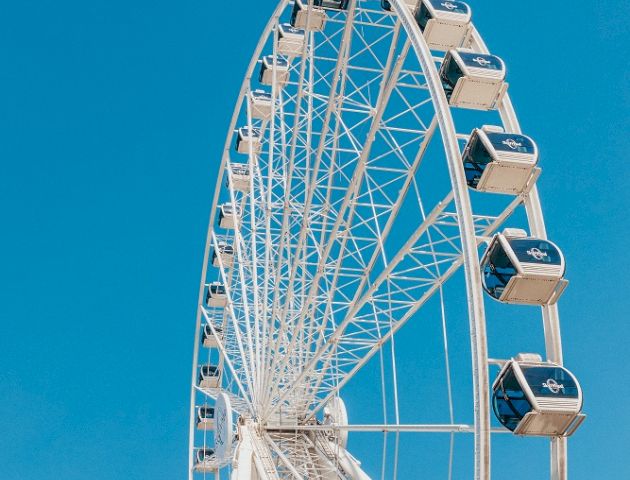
left=429, top=0, right=469, bottom=14
left=381, top=0, right=392, bottom=10
left=492, top=367, right=532, bottom=431
left=203, top=324, right=222, bottom=338
left=459, top=52, right=503, bottom=71
left=252, top=91, right=272, bottom=101
left=240, top=127, right=260, bottom=138
left=482, top=241, right=517, bottom=299
left=440, top=57, right=464, bottom=98
left=522, top=366, right=579, bottom=398
left=201, top=365, right=219, bottom=377
left=263, top=56, right=288, bottom=68
left=206, top=286, right=224, bottom=304
left=197, top=449, right=214, bottom=461
left=486, top=133, right=535, bottom=154
left=290, top=2, right=300, bottom=26
left=462, top=134, right=492, bottom=188
left=315, top=0, right=349, bottom=9
left=200, top=407, right=214, bottom=418
left=415, top=3, right=432, bottom=31
left=231, top=165, right=249, bottom=175
left=282, top=24, right=305, bottom=36
left=508, top=239, right=562, bottom=265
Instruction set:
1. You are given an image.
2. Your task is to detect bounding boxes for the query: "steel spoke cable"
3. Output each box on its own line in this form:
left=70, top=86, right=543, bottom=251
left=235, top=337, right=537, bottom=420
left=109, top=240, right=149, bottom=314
left=263, top=2, right=360, bottom=414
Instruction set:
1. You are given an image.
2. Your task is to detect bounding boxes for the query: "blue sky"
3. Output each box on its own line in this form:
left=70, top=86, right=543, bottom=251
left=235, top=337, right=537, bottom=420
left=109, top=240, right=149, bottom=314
left=0, top=1, right=628, bottom=478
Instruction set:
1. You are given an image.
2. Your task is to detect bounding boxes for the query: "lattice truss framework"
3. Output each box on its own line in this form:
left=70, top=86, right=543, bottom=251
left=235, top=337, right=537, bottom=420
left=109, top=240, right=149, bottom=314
left=191, top=1, right=533, bottom=477
left=196, top=2, right=523, bottom=422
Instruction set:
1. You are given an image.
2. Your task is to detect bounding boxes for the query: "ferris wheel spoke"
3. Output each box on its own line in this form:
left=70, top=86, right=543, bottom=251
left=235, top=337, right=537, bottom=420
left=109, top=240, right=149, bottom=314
left=200, top=309, right=256, bottom=414
left=344, top=115, right=439, bottom=302
left=271, top=189, right=454, bottom=414
left=273, top=186, right=525, bottom=417
left=302, top=53, right=435, bottom=360
left=191, top=2, right=576, bottom=478
left=264, top=423, right=512, bottom=434
left=262, top=3, right=361, bottom=411
left=270, top=83, right=446, bottom=420
left=307, top=204, right=513, bottom=408
left=269, top=22, right=405, bottom=370
left=209, top=232, right=259, bottom=402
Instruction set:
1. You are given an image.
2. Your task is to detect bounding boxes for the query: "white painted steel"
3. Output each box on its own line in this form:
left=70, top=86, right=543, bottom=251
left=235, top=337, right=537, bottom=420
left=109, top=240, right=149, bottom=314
left=188, top=1, right=572, bottom=479
left=468, top=27, right=569, bottom=480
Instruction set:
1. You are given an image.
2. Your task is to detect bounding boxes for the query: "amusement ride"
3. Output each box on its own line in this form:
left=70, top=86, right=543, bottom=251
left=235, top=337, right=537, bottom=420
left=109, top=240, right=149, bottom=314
left=188, top=1, right=585, bottom=478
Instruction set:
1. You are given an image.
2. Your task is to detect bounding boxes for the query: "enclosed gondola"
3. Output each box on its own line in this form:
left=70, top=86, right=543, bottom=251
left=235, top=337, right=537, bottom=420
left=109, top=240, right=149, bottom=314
left=480, top=228, right=568, bottom=305
left=211, top=243, right=234, bottom=268
left=291, top=0, right=348, bottom=31
left=291, top=0, right=327, bottom=31
left=439, top=49, right=508, bottom=110
left=227, top=163, right=251, bottom=193
left=278, top=23, right=306, bottom=57
left=194, top=448, right=217, bottom=473
left=249, top=89, right=273, bottom=120
left=259, top=55, right=290, bottom=87
left=202, top=323, right=224, bottom=348
left=462, top=126, right=540, bottom=194
left=205, top=282, right=227, bottom=308
left=492, top=353, right=585, bottom=437
left=415, top=0, right=472, bottom=51
left=196, top=406, right=215, bottom=430
left=218, top=203, right=242, bottom=229
left=198, top=365, right=221, bottom=389
left=235, top=127, right=262, bottom=155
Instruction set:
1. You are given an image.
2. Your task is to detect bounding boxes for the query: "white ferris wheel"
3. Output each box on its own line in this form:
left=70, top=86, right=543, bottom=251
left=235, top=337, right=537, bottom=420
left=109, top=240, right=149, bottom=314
left=188, top=1, right=586, bottom=479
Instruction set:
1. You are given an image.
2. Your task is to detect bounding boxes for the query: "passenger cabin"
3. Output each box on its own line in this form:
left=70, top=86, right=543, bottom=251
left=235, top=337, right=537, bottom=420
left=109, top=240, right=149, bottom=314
left=492, top=353, right=585, bottom=437
left=194, top=448, right=217, bottom=473
left=462, top=126, right=540, bottom=194
left=291, top=0, right=348, bottom=30
left=227, top=163, right=251, bottom=193
left=235, top=127, right=262, bottom=155
left=198, top=365, right=221, bottom=389
left=278, top=23, right=306, bottom=57
left=480, top=228, right=568, bottom=305
left=439, top=49, right=508, bottom=110
left=218, top=203, right=242, bottom=229
left=259, top=55, right=290, bottom=87
left=205, top=282, right=227, bottom=308
left=416, top=0, right=472, bottom=51
left=249, top=89, right=273, bottom=120
left=196, top=406, right=215, bottom=430
left=211, top=243, right=234, bottom=268
left=202, top=323, right=224, bottom=348
left=291, top=0, right=326, bottom=31
left=381, top=1, right=420, bottom=12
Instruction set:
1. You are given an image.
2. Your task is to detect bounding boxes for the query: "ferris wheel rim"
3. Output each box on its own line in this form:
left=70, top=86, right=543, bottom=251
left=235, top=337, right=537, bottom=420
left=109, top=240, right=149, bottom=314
left=188, top=1, right=569, bottom=479
left=187, top=3, right=290, bottom=477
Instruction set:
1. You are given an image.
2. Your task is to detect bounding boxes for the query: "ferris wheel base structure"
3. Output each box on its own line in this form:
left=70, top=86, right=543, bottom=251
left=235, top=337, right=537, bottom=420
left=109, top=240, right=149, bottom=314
left=188, top=1, right=586, bottom=479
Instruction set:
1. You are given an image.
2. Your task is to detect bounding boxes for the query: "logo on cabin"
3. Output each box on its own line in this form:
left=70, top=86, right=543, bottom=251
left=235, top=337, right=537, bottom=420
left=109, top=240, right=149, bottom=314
left=472, top=56, right=492, bottom=67
left=543, top=378, right=565, bottom=394
left=441, top=1, right=458, bottom=10
left=526, top=247, right=547, bottom=261
left=502, top=138, right=522, bottom=150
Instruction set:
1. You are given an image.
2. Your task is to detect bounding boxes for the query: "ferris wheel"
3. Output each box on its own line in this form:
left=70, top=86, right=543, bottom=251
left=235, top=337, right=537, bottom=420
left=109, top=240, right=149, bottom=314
left=188, top=1, right=586, bottom=479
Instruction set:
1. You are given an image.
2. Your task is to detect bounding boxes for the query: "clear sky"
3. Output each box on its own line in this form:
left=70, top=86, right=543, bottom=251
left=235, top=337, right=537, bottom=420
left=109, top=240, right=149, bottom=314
left=0, top=1, right=628, bottom=479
